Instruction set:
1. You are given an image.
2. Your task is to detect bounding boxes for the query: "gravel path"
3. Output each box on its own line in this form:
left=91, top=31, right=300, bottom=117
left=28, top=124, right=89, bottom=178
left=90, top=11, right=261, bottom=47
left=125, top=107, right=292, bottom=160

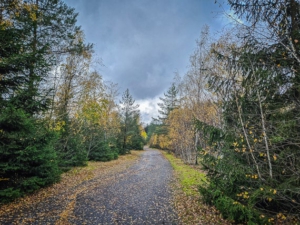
left=70, top=148, right=178, bottom=224
left=0, top=148, right=178, bottom=225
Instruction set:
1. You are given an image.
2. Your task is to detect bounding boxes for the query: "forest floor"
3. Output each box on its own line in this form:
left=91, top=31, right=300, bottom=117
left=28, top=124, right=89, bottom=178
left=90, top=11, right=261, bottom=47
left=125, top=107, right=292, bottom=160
left=0, top=148, right=231, bottom=225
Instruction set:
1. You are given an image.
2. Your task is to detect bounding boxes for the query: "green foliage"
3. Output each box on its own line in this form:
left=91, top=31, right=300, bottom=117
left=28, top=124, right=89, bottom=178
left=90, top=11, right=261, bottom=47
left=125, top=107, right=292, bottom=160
left=198, top=149, right=264, bottom=224
left=56, top=131, right=87, bottom=170
left=0, top=107, right=60, bottom=203
left=195, top=2, right=300, bottom=222
left=119, top=89, right=143, bottom=153
left=0, top=0, right=92, bottom=203
left=129, top=134, right=144, bottom=150
left=200, top=184, right=263, bottom=225
left=156, top=83, right=180, bottom=124
left=89, top=142, right=118, bottom=162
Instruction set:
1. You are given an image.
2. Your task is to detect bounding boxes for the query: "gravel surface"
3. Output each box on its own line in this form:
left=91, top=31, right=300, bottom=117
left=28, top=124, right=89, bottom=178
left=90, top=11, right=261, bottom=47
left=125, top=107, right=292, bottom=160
left=0, top=148, right=178, bottom=225
left=70, top=148, right=178, bottom=224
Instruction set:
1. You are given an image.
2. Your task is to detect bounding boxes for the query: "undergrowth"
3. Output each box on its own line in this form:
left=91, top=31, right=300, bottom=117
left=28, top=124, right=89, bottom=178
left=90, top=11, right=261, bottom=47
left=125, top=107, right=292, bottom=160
left=161, top=150, right=231, bottom=225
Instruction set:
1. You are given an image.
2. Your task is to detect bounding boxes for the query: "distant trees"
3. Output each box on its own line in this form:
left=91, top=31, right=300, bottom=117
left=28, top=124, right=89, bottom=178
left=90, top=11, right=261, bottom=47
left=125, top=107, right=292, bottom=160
left=119, top=89, right=144, bottom=154
left=148, top=27, right=220, bottom=163
left=157, top=83, right=180, bottom=123
left=149, top=83, right=180, bottom=151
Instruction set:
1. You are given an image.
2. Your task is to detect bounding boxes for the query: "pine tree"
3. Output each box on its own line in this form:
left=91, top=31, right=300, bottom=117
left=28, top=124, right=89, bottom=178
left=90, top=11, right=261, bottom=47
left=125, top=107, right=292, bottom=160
left=157, top=83, right=180, bottom=123
left=118, top=89, right=141, bottom=154
left=0, top=0, right=90, bottom=203
left=152, top=83, right=180, bottom=139
left=197, top=1, right=300, bottom=222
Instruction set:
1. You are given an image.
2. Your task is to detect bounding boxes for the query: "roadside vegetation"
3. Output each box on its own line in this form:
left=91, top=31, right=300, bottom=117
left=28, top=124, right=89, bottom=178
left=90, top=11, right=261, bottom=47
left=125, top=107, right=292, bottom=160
left=0, top=0, right=146, bottom=204
left=162, top=151, right=231, bottom=225
left=147, top=1, right=300, bottom=224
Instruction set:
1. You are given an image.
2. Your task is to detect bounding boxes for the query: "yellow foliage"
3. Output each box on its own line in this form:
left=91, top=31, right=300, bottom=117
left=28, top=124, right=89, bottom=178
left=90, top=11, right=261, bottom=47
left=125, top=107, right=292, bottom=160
left=51, top=121, right=66, bottom=132
left=140, top=129, right=147, bottom=140
left=277, top=213, right=286, bottom=220
left=0, top=20, right=13, bottom=29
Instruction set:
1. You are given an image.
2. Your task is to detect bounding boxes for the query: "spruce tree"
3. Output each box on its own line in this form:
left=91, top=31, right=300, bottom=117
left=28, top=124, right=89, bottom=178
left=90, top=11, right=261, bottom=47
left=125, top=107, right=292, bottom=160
left=157, top=83, right=180, bottom=123
left=153, top=83, right=179, bottom=137
left=0, top=0, right=89, bottom=203
left=119, top=89, right=141, bottom=154
left=197, top=1, right=300, bottom=222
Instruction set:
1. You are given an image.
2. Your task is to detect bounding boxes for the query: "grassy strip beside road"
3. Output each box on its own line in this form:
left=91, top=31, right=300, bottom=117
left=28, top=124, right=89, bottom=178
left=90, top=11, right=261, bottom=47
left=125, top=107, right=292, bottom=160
left=162, top=151, right=232, bottom=225
left=163, top=152, right=207, bottom=196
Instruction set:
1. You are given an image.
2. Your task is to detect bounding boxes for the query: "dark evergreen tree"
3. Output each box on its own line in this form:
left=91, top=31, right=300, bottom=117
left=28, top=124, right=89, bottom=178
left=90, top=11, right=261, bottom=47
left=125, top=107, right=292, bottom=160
left=0, top=0, right=90, bottom=203
left=157, top=83, right=180, bottom=123
left=128, top=115, right=145, bottom=150
left=145, top=122, right=157, bottom=143
left=118, top=89, right=141, bottom=154
left=153, top=83, right=179, bottom=137
left=197, top=1, right=300, bottom=223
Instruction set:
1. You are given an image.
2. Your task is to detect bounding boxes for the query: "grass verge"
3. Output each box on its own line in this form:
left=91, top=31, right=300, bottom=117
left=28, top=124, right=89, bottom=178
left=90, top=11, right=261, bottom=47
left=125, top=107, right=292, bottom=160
left=161, top=150, right=232, bottom=225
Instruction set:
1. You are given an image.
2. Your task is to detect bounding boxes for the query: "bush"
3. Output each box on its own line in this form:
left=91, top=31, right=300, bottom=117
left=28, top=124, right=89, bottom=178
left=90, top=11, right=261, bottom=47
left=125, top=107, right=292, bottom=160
left=0, top=107, right=60, bottom=203
left=89, top=142, right=118, bottom=162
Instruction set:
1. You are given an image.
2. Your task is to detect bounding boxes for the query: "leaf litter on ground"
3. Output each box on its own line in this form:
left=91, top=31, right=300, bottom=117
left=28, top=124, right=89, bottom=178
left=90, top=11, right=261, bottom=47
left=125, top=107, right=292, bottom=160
left=0, top=151, right=142, bottom=225
left=161, top=150, right=232, bottom=225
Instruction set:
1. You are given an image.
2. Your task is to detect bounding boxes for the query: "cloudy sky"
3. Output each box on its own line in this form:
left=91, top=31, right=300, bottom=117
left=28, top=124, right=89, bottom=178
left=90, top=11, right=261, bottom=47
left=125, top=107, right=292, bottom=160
left=64, top=0, right=230, bottom=123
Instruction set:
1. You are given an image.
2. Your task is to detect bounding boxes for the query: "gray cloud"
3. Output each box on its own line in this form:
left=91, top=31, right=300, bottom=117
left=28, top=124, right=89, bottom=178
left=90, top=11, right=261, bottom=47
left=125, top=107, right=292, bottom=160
left=64, top=0, right=228, bottom=122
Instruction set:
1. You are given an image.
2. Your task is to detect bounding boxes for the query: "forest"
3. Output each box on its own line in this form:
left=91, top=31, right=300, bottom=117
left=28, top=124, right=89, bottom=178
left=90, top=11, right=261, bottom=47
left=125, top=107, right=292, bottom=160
left=1, top=0, right=300, bottom=224
left=0, top=0, right=146, bottom=204
left=147, top=0, right=300, bottom=224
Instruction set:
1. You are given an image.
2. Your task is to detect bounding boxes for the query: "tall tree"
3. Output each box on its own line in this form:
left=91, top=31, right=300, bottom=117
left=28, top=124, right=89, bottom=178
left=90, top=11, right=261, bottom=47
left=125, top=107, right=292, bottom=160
left=0, top=0, right=90, bottom=203
left=119, top=89, right=141, bottom=154
left=156, top=83, right=180, bottom=124
left=196, top=2, right=300, bottom=222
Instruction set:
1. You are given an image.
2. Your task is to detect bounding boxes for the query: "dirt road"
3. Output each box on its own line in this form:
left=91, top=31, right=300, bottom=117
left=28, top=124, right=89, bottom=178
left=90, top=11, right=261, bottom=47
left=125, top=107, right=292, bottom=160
left=0, top=148, right=178, bottom=225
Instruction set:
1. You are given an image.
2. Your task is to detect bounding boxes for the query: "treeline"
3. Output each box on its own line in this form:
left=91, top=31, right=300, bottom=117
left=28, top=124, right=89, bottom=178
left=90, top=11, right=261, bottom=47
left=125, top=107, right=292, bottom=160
left=0, top=0, right=145, bottom=203
left=147, top=1, right=300, bottom=224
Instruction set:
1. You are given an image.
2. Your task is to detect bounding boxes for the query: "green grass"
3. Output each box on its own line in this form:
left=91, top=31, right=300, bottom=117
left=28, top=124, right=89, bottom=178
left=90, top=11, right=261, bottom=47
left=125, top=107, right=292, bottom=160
left=162, top=151, right=207, bottom=196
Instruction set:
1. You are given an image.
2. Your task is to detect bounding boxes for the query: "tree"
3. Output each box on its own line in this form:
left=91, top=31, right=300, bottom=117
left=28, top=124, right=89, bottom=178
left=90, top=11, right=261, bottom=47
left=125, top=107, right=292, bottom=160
left=149, top=83, right=180, bottom=150
left=156, top=83, right=180, bottom=124
left=118, top=89, right=141, bottom=154
left=0, top=0, right=59, bottom=202
left=77, top=71, right=119, bottom=162
left=196, top=3, right=300, bottom=222
left=0, top=0, right=90, bottom=203
left=177, top=26, right=221, bottom=164
left=53, top=42, right=92, bottom=168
